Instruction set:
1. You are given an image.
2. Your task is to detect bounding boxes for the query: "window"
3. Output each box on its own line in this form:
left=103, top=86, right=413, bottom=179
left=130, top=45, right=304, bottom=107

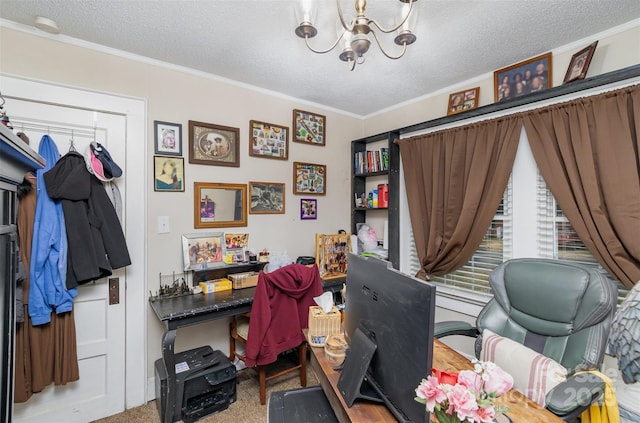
left=537, top=172, right=629, bottom=303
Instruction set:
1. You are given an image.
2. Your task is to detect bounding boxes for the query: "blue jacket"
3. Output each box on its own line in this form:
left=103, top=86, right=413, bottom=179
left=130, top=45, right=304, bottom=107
left=28, top=135, right=77, bottom=325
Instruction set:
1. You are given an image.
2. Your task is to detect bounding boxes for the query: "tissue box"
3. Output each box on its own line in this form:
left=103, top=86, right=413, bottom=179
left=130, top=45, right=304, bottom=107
left=199, top=278, right=232, bottom=294
left=308, top=306, right=342, bottom=347
left=229, top=272, right=259, bottom=289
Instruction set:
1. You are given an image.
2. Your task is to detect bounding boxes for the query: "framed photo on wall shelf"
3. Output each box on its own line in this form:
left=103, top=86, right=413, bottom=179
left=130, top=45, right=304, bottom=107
left=494, top=52, right=552, bottom=102
left=293, top=162, right=326, bottom=195
left=300, top=198, right=317, bottom=220
left=182, top=232, right=226, bottom=270
left=447, top=87, right=480, bottom=115
left=293, top=109, right=326, bottom=146
left=154, top=121, right=182, bottom=156
left=188, top=120, right=240, bottom=167
left=154, top=156, right=185, bottom=192
left=249, top=120, right=289, bottom=160
left=193, top=182, right=247, bottom=229
left=249, top=181, right=285, bottom=214
left=563, top=41, right=598, bottom=84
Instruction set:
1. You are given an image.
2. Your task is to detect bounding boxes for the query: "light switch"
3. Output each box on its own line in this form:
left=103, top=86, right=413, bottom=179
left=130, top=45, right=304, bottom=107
left=157, top=216, right=170, bottom=234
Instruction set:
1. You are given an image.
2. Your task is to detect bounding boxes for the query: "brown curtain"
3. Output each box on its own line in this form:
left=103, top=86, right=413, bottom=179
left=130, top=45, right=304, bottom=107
left=523, top=85, right=640, bottom=289
left=398, top=115, right=521, bottom=279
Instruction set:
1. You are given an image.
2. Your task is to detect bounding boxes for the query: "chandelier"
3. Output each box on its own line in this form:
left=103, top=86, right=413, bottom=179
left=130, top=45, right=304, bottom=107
left=295, top=0, right=418, bottom=71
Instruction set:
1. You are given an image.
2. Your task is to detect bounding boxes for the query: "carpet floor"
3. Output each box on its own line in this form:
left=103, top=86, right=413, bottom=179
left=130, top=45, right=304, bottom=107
left=93, top=359, right=319, bottom=423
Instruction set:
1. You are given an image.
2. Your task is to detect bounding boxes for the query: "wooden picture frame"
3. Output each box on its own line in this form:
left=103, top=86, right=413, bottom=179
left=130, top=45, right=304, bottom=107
left=249, top=120, right=289, bottom=160
left=563, top=41, right=598, bottom=84
left=293, top=109, right=326, bottom=146
left=293, top=162, right=326, bottom=195
left=182, top=232, right=226, bottom=270
left=193, top=182, right=247, bottom=229
left=153, top=156, right=185, bottom=192
left=447, top=87, right=480, bottom=115
left=188, top=120, right=240, bottom=167
left=300, top=198, right=317, bottom=220
left=154, top=121, right=182, bottom=156
left=494, top=52, right=552, bottom=102
left=249, top=181, right=285, bottom=214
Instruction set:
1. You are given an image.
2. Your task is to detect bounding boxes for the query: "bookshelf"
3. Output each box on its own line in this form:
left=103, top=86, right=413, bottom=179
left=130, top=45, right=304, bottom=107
left=351, top=131, right=399, bottom=269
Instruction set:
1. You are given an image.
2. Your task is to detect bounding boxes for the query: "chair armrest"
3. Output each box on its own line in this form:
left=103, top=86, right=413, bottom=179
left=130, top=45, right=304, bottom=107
left=545, top=372, right=605, bottom=418
left=434, top=321, right=479, bottom=339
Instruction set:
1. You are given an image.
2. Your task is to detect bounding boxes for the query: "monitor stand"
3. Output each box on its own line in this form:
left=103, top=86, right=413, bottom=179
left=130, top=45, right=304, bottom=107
left=337, top=327, right=382, bottom=407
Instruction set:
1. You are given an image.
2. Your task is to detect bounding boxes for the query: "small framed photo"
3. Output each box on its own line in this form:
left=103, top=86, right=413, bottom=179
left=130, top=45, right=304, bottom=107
left=494, top=52, right=552, bottom=102
left=300, top=198, right=317, bottom=220
left=154, top=121, right=182, bottom=156
left=563, top=41, right=598, bottom=84
left=293, top=109, right=326, bottom=146
left=188, top=120, right=240, bottom=167
left=249, top=120, right=289, bottom=160
left=154, top=156, right=185, bottom=192
left=293, top=162, right=326, bottom=195
left=182, top=232, right=226, bottom=270
left=225, top=233, right=249, bottom=249
left=249, top=181, right=285, bottom=214
left=447, top=87, right=480, bottom=115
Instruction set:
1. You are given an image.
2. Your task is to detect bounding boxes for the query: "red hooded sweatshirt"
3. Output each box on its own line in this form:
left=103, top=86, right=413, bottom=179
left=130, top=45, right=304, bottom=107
left=244, top=264, right=323, bottom=367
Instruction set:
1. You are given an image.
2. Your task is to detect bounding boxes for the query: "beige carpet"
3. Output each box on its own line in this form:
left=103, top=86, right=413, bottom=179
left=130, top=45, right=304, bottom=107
left=93, top=359, right=319, bottom=423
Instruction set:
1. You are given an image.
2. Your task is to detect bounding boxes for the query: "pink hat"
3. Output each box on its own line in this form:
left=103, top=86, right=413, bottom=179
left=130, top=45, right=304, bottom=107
left=84, top=145, right=113, bottom=182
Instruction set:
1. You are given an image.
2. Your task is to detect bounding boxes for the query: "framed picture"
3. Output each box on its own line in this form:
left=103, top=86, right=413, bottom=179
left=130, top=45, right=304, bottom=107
left=563, top=41, right=598, bottom=84
left=182, top=232, right=226, bottom=270
left=188, top=120, right=240, bottom=167
left=293, top=109, right=326, bottom=146
left=154, top=156, right=185, bottom=192
left=494, top=52, right=553, bottom=102
left=194, top=182, right=247, bottom=229
left=249, top=120, right=289, bottom=160
left=249, top=181, right=285, bottom=214
left=154, top=121, right=182, bottom=156
left=300, top=198, right=317, bottom=220
left=225, top=233, right=249, bottom=249
left=447, top=87, right=480, bottom=115
left=293, top=162, right=326, bottom=195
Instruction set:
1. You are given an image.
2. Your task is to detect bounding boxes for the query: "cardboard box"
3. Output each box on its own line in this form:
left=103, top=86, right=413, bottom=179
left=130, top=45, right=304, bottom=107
left=308, top=305, right=342, bottom=347
left=199, top=278, right=232, bottom=294
left=229, top=272, right=259, bottom=289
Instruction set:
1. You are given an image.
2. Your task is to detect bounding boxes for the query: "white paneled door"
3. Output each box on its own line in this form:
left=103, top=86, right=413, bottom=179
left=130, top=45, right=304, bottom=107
left=2, top=75, right=146, bottom=422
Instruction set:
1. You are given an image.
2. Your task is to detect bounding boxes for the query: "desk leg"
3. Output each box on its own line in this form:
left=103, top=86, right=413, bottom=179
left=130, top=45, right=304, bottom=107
left=162, top=328, right=177, bottom=423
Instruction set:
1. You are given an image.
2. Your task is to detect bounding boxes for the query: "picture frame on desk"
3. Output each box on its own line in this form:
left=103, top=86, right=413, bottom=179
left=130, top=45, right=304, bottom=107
left=182, top=232, right=226, bottom=271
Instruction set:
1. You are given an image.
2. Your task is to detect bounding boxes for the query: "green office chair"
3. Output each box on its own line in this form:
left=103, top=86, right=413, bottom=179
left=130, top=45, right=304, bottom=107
left=435, top=258, right=618, bottom=421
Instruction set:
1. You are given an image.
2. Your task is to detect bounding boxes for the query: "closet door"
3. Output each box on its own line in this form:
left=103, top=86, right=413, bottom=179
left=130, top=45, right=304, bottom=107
left=8, top=99, right=128, bottom=423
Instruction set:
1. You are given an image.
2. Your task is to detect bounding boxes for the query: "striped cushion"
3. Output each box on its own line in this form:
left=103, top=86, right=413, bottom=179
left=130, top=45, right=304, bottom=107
left=481, top=329, right=567, bottom=406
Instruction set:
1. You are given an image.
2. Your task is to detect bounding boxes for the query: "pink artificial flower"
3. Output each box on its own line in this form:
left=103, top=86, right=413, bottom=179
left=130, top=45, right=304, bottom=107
left=473, top=404, right=497, bottom=423
left=416, top=376, right=447, bottom=412
left=457, top=369, right=483, bottom=393
left=482, top=362, right=514, bottom=396
left=447, top=383, right=479, bottom=421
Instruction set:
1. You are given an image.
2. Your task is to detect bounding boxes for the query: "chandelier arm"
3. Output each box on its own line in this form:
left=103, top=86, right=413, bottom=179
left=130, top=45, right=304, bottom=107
left=370, top=30, right=409, bottom=60
left=367, top=0, right=415, bottom=34
left=303, top=33, right=346, bottom=54
left=336, top=0, right=355, bottom=31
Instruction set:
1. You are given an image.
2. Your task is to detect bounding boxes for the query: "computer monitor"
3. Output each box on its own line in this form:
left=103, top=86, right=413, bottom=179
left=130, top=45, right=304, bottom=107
left=339, top=253, right=436, bottom=423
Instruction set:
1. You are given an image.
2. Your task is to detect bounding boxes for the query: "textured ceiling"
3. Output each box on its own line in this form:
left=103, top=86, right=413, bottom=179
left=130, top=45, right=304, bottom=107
left=1, top=0, right=639, bottom=116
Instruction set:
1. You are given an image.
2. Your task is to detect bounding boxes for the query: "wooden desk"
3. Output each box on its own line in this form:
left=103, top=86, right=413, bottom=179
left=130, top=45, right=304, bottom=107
left=150, top=274, right=344, bottom=423
left=307, top=334, right=564, bottom=423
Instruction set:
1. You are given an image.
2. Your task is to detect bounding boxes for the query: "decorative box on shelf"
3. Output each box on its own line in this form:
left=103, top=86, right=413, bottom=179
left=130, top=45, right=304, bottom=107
left=315, top=233, right=351, bottom=280
left=228, top=271, right=259, bottom=289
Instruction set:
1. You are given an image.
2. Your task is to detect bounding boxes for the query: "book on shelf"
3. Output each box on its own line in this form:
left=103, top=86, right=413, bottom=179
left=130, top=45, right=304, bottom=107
left=353, top=148, right=389, bottom=174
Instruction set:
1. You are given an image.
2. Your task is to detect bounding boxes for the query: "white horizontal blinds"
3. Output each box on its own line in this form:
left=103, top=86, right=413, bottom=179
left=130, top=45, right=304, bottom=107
left=536, top=171, right=629, bottom=304
left=429, top=185, right=512, bottom=295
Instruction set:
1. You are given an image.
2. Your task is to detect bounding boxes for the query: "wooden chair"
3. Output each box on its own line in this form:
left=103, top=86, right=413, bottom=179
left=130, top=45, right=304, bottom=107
left=228, top=264, right=321, bottom=405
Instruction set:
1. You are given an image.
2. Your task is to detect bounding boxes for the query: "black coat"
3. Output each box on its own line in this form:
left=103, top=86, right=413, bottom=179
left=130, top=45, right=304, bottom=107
left=44, top=151, right=131, bottom=289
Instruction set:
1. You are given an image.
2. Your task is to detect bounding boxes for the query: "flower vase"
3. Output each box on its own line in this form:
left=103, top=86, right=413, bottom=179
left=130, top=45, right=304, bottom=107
left=430, top=409, right=461, bottom=423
